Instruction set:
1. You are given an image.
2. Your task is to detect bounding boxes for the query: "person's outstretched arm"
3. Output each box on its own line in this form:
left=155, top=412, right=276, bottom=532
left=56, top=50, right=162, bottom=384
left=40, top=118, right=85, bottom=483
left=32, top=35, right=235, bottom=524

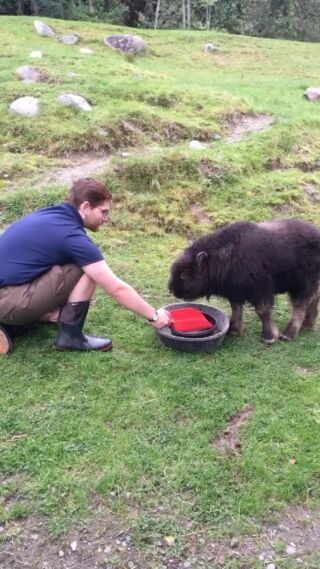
left=83, top=260, right=170, bottom=328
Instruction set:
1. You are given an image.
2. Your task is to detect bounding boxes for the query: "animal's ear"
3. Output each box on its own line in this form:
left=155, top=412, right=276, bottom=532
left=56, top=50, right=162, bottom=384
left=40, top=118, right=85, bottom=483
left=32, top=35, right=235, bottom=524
left=196, top=251, right=208, bottom=269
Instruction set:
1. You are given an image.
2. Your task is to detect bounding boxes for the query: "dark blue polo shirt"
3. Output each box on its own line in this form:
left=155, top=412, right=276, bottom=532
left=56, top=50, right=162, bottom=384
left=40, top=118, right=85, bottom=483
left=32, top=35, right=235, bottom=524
left=0, top=203, right=104, bottom=287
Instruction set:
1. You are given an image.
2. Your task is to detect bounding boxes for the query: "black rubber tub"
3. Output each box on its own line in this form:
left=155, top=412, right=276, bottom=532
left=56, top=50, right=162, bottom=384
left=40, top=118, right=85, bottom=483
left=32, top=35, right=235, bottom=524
left=156, top=302, right=230, bottom=353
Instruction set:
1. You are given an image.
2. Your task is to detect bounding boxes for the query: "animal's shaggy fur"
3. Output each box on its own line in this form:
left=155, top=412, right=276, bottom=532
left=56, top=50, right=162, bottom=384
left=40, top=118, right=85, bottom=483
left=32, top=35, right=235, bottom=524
left=168, top=219, right=320, bottom=342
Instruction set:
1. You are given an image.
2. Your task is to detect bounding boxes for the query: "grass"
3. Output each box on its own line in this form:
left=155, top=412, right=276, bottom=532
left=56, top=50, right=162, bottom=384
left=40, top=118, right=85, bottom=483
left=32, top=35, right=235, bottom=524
left=0, top=14, right=320, bottom=567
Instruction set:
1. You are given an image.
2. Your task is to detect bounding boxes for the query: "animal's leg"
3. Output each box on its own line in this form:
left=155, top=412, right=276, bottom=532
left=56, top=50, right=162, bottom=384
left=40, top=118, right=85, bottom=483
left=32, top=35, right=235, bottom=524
left=302, top=290, right=320, bottom=330
left=254, top=301, right=279, bottom=344
left=228, top=303, right=243, bottom=336
left=280, top=298, right=309, bottom=340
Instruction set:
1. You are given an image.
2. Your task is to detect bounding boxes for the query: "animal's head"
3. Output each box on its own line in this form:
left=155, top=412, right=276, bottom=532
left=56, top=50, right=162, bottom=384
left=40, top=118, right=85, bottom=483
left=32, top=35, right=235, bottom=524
left=168, top=246, right=211, bottom=301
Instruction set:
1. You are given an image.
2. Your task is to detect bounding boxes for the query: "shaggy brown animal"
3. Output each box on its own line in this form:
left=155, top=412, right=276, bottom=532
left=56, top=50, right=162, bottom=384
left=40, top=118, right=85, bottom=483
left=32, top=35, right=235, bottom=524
left=168, top=219, right=320, bottom=343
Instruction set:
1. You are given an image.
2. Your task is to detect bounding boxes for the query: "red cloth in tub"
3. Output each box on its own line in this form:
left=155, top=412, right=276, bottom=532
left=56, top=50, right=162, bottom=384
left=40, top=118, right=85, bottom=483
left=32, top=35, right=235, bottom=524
left=169, top=307, right=214, bottom=333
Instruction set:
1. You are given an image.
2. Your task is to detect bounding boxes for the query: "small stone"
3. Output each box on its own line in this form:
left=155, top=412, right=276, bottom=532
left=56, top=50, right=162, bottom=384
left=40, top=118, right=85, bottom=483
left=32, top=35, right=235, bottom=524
left=70, top=540, right=77, bottom=551
left=0, top=526, right=4, bottom=532
left=163, top=535, right=175, bottom=546
left=212, top=134, right=221, bottom=141
left=31, top=533, right=38, bottom=540
left=97, top=128, right=109, bottom=137
left=79, top=47, right=93, bottom=54
left=58, top=550, right=64, bottom=557
left=266, top=564, right=276, bottom=569
left=230, top=537, right=239, bottom=548
left=203, top=43, right=216, bottom=53
left=121, top=152, right=130, bottom=157
left=97, top=547, right=102, bottom=552
left=286, top=543, right=296, bottom=555
left=58, top=34, right=79, bottom=45
left=29, top=51, right=42, bottom=58
left=183, top=562, right=192, bottom=568
left=189, top=140, right=206, bottom=150
left=104, top=545, right=112, bottom=554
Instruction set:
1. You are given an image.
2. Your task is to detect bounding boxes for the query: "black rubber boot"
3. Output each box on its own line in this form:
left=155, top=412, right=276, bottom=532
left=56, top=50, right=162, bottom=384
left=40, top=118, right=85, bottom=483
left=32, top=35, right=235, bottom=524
left=54, top=301, right=113, bottom=352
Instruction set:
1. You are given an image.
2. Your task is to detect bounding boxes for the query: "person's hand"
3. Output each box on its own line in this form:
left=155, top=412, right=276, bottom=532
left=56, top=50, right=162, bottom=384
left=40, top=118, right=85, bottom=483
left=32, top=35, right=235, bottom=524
left=150, top=308, right=171, bottom=329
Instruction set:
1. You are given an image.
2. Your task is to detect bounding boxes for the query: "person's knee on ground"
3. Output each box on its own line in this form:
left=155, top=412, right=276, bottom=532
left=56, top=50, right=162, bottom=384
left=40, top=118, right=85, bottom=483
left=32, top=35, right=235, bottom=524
left=0, top=325, right=13, bottom=355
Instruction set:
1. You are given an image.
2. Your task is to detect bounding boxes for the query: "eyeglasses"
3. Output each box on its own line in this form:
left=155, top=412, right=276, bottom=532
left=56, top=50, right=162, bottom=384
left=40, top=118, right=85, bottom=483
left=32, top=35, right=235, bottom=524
left=95, top=206, right=110, bottom=218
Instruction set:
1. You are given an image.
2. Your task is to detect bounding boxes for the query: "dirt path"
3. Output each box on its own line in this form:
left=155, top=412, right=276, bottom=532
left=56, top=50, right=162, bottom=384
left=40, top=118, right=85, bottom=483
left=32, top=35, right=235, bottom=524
left=31, top=114, right=273, bottom=188
left=38, top=152, right=112, bottom=187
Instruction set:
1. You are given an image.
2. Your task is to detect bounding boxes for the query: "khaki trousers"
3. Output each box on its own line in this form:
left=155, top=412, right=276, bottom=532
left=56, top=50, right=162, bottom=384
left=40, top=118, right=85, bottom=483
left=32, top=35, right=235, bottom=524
left=0, top=264, right=83, bottom=325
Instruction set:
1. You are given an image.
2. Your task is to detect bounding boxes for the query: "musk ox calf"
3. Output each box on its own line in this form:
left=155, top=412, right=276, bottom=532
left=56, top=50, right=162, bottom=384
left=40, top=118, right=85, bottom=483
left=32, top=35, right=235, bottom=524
left=169, top=219, right=320, bottom=343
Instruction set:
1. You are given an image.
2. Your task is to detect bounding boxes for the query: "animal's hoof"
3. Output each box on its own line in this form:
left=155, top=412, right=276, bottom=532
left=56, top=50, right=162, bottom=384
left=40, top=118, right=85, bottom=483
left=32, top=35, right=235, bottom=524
left=279, top=333, right=292, bottom=341
left=228, top=325, right=241, bottom=336
left=261, top=336, right=277, bottom=345
left=228, top=328, right=241, bottom=336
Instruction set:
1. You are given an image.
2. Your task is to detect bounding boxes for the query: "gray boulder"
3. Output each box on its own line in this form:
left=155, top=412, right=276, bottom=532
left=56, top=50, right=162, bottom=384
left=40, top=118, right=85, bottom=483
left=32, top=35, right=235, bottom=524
left=304, top=87, right=320, bottom=102
left=58, top=35, right=79, bottom=45
left=104, top=34, right=145, bottom=55
left=33, top=20, right=54, bottom=37
left=57, top=94, right=91, bottom=112
left=10, top=96, right=40, bottom=117
left=16, top=66, right=40, bottom=83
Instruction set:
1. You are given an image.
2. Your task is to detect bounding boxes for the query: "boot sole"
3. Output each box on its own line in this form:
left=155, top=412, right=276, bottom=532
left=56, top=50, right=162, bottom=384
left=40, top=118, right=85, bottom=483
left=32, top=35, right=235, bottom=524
left=54, top=343, right=113, bottom=352
left=0, top=327, right=13, bottom=355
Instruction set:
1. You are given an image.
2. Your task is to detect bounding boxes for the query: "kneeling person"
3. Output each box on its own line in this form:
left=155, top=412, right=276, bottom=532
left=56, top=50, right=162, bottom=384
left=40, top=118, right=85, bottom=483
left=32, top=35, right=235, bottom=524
left=0, top=178, right=170, bottom=354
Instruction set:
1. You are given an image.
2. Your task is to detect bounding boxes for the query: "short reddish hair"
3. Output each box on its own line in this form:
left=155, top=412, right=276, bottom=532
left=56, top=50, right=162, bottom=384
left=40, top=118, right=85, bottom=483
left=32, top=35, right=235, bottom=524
left=66, top=178, right=112, bottom=208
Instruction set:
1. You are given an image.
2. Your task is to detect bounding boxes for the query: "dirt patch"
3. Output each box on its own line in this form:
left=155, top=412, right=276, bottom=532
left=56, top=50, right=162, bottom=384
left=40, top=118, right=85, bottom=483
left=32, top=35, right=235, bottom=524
left=200, top=505, right=320, bottom=567
left=198, top=159, right=228, bottom=180
left=38, top=152, right=112, bottom=187
left=189, top=205, right=211, bottom=224
left=265, top=157, right=283, bottom=171
left=303, top=182, right=320, bottom=203
left=224, top=113, right=274, bottom=144
left=1, top=503, right=320, bottom=568
left=295, top=365, right=314, bottom=377
left=294, top=160, right=320, bottom=172
left=38, top=69, right=59, bottom=84
left=271, top=203, right=297, bottom=217
left=213, top=406, right=253, bottom=455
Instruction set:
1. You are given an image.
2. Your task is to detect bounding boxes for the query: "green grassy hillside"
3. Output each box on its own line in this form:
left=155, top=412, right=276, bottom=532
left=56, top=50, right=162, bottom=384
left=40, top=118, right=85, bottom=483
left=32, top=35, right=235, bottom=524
left=1, top=15, right=320, bottom=232
left=1, top=16, right=320, bottom=568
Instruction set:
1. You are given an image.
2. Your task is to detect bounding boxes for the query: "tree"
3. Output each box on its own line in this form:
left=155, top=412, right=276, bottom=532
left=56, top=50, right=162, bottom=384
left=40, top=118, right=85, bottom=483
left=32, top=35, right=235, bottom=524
left=154, top=0, right=160, bottom=28
left=186, top=0, right=191, bottom=28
